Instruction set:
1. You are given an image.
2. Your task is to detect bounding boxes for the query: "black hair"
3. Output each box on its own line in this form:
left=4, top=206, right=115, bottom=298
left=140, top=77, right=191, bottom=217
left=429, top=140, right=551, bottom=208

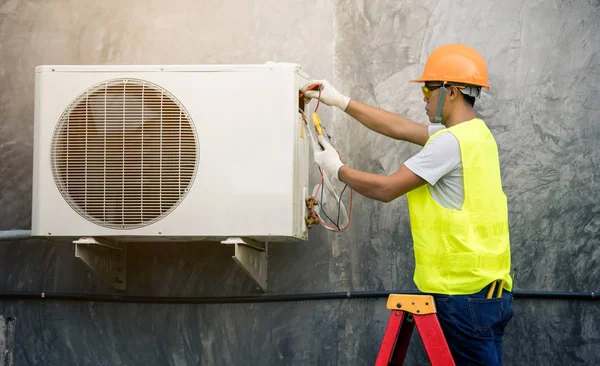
left=448, top=84, right=476, bottom=107
left=463, top=94, right=476, bottom=107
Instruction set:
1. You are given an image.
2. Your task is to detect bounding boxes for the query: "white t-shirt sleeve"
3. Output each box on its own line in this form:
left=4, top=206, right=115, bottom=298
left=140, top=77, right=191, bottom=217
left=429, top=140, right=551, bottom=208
left=404, top=126, right=461, bottom=186
left=428, top=124, right=446, bottom=136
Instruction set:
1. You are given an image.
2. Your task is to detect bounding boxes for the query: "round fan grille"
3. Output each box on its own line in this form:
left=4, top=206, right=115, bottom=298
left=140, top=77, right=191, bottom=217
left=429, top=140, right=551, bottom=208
left=51, top=78, right=198, bottom=229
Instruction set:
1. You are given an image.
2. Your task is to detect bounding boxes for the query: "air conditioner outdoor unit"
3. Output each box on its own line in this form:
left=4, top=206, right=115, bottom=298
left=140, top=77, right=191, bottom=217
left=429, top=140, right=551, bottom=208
left=31, top=62, right=313, bottom=291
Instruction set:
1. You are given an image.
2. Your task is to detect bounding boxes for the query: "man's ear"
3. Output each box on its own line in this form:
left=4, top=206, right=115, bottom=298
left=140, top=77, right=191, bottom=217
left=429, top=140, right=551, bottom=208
left=446, top=86, right=456, bottom=100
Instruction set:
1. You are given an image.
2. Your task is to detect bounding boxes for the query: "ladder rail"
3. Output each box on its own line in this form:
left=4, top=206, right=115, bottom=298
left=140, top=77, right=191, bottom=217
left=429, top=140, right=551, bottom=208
left=375, top=294, right=455, bottom=366
left=375, top=311, right=415, bottom=366
left=390, top=312, right=415, bottom=365
left=375, top=310, right=404, bottom=365
left=414, top=313, right=455, bottom=365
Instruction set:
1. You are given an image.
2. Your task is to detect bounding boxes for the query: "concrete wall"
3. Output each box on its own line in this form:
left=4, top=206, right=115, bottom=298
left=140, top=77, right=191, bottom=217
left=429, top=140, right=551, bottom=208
left=0, top=0, right=598, bottom=364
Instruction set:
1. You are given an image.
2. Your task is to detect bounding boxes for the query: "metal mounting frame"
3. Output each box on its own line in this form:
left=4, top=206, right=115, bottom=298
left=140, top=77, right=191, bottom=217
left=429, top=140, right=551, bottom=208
left=221, top=237, right=268, bottom=292
left=0, top=315, right=16, bottom=366
left=74, top=237, right=127, bottom=291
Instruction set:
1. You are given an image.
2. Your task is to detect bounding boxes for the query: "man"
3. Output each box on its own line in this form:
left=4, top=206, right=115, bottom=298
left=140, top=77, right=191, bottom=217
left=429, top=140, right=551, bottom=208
left=302, top=44, right=514, bottom=365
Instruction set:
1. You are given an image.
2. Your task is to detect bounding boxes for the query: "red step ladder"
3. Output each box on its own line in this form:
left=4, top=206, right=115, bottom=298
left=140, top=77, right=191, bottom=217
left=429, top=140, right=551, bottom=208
left=375, top=294, right=455, bottom=365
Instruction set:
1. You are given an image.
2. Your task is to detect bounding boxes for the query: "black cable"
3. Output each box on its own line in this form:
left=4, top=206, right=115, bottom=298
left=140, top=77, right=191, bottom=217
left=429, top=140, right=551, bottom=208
left=0, top=290, right=596, bottom=304
left=317, top=167, right=340, bottom=229
left=314, top=123, right=346, bottom=231
left=0, top=290, right=400, bottom=304
left=511, top=291, right=598, bottom=300
left=303, top=107, right=347, bottom=231
left=336, top=184, right=348, bottom=228
left=299, top=107, right=338, bottom=229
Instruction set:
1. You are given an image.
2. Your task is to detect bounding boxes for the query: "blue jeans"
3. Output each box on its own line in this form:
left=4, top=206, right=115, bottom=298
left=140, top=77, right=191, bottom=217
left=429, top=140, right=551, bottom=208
left=432, top=285, right=514, bottom=365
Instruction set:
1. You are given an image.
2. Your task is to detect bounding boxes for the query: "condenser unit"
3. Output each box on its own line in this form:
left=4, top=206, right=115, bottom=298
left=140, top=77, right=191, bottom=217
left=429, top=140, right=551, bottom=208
left=31, top=63, right=313, bottom=291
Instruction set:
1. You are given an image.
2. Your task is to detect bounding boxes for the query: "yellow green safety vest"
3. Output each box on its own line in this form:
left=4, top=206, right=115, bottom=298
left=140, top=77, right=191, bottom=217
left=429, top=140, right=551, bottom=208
left=406, top=118, right=513, bottom=295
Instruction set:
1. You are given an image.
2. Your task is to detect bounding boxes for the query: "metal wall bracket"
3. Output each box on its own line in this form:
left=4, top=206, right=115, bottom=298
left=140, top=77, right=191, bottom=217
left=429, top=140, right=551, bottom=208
left=74, top=237, right=126, bottom=291
left=221, top=237, right=267, bottom=292
left=0, top=315, right=16, bottom=366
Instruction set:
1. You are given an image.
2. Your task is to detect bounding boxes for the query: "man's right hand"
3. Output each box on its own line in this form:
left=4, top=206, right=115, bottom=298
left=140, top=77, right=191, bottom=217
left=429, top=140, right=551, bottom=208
left=301, top=80, right=351, bottom=111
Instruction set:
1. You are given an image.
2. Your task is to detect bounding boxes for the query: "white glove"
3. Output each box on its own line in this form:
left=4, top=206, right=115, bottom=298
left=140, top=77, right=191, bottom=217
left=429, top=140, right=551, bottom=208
left=314, top=135, right=345, bottom=179
left=301, top=80, right=351, bottom=111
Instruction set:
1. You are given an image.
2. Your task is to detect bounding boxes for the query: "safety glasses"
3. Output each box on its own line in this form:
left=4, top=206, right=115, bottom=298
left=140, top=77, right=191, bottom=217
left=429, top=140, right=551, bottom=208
left=421, top=83, right=465, bottom=100
left=421, top=84, right=442, bottom=100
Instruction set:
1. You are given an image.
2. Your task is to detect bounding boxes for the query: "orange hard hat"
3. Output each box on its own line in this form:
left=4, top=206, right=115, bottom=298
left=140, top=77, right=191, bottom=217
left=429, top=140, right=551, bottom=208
left=410, top=44, right=490, bottom=88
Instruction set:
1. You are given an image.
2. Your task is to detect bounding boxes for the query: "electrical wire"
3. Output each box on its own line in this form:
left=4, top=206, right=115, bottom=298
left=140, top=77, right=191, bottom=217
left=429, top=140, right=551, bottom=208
left=317, top=166, right=339, bottom=229
left=299, top=120, right=352, bottom=231
left=311, top=163, right=353, bottom=231
left=299, top=85, right=353, bottom=232
left=337, top=184, right=348, bottom=227
left=311, top=85, right=353, bottom=231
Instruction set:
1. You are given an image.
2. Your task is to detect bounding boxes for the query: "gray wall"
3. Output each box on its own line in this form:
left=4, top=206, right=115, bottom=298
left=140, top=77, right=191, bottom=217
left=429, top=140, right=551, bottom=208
left=1, top=0, right=599, bottom=364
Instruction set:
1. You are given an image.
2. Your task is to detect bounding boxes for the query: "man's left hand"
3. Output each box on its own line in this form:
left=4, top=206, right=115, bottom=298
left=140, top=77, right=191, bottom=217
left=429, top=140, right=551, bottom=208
left=314, top=135, right=345, bottom=179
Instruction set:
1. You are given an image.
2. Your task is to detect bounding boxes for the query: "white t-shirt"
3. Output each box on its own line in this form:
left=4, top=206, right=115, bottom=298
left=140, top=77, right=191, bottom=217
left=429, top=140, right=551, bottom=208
left=404, top=125, right=463, bottom=210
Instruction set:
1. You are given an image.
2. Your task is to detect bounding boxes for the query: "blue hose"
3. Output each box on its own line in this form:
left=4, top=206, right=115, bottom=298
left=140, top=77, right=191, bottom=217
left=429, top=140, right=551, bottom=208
left=0, top=230, right=32, bottom=241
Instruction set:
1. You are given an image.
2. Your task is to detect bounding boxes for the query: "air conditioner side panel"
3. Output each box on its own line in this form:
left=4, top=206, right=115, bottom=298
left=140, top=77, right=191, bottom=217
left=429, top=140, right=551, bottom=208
left=31, top=72, right=45, bottom=235
left=293, top=73, right=310, bottom=240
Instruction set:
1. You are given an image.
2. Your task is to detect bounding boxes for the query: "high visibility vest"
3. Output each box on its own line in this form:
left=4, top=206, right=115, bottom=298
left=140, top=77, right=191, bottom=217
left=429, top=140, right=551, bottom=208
left=406, top=119, right=513, bottom=295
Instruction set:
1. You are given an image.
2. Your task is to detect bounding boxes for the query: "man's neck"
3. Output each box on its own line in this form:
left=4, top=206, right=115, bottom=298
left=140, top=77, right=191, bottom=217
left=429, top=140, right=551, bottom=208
left=444, top=108, right=477, bottom=128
